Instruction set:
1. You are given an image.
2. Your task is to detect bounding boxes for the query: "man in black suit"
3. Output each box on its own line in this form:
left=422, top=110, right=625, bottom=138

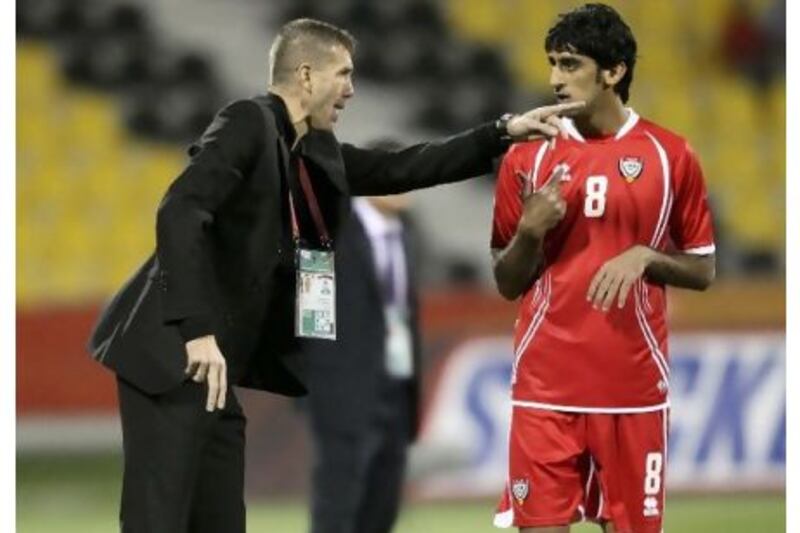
left=303, top=145, right=421, bottom=533
left=88, top=17, right=583, bottom=533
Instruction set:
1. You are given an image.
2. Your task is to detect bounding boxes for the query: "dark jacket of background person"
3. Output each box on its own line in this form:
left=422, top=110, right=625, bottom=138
left=87, top=93, right=506, bottom=398
left=302, top=198, right=420, bottom=532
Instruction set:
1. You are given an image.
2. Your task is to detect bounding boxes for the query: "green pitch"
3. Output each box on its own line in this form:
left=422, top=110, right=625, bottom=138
left=18, top=454, right=785, bottom=532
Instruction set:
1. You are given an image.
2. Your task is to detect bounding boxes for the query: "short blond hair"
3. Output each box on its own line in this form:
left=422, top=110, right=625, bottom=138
left=269, top=18, right=356, bottom=85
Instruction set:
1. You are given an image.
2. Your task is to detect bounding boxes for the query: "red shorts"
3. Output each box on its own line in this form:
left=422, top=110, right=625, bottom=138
left=494, top=407, right=669, bottom=533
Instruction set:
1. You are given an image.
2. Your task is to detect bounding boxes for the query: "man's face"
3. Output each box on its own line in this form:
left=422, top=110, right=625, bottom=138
left=308, top=44, right=354, bottom=130
left=547, top=50, right=606, bottom=116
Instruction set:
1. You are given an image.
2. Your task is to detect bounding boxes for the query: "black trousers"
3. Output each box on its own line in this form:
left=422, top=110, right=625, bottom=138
left=309, top=377, right=412, bottom=533
left=116, top=376, right=247, bottom=533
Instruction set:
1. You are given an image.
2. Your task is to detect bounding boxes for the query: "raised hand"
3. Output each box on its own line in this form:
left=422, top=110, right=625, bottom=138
left=506, top=101, right=586, bottom=141
left=518, top=167, right=568, bottom=240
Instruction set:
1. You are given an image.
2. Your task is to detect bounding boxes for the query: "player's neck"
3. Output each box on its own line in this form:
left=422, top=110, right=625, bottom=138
left=573, top=100, right=628, bottom=139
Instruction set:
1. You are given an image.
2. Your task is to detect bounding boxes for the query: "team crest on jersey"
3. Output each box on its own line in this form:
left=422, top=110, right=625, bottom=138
left=511, top=478, right=530, bottom=504
left=618, top=156, right=644, bottom=182
left=551, top=162, right=572, bottom=183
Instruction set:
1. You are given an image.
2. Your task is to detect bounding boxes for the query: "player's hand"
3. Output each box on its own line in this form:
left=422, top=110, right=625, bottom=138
left=506, top=101, right=586, bottom=141
left=184, top=335, right=227, bottom=412
left=518, top=167, right=567, bottom=240
left=587, top=245, right=656, bottom=311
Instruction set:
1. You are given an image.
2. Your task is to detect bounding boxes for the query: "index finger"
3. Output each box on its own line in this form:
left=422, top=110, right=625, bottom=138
left=534, top=101, right=586, bottom=117
left=217, top=364, right=227, bottom=410
left=543, top=167, right=565, bottom=190
left=206, top=366, right=219, bottom=412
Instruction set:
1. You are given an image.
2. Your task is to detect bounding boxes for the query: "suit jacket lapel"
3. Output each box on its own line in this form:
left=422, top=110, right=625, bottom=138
left=301, top=129, right=349, bottom=194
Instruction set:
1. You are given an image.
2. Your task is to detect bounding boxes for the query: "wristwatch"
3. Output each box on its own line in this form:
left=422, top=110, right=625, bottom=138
left=495, top=112, right=515, bottom=142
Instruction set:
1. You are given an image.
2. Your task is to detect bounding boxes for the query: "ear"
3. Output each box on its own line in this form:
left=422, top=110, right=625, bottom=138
left=601, top=62, right=627, bottom=90
left=296, top=63, right=312, bottom=91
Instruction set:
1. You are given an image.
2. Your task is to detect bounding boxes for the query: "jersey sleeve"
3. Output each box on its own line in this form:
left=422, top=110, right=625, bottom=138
left=490, top=148, right=525, bottom=250
left=668, top=142, right=716, bottom=254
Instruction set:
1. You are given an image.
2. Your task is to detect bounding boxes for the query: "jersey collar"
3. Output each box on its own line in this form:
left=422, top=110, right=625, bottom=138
left=562, top=108, right=640, bottom=143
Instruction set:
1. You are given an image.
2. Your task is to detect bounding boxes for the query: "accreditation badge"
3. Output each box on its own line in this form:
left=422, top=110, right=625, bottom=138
left=384, top=306, right=412, bottom=378
left=295, top=248, right=336, bottom=340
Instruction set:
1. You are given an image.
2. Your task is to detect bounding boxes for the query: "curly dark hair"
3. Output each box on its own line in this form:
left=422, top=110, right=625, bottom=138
left=544, top=3, right=637, bottom=103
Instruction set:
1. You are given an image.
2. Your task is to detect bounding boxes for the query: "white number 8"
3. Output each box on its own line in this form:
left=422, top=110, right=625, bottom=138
left=584, top=175, right=608, bottom=217
left=643, top=452, right=663, bottom=495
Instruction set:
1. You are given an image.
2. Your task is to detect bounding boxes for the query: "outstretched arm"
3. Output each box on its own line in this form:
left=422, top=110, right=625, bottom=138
left=343, top=102, right=584, bottom=196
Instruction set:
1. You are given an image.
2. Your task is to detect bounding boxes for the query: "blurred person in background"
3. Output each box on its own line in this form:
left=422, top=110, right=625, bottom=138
left=86, top=16, right=582, bottom=533
left=490, top=4, right=715, bottom=532
left=303, top=144, right=420, bottom=533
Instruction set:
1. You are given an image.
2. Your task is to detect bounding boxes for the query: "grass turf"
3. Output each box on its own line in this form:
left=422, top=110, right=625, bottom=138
left=17, top=454, right=785, bottom=532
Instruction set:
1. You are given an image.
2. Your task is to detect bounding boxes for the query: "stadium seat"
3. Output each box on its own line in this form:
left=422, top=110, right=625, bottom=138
left=17, top=43, right=186, bottom=305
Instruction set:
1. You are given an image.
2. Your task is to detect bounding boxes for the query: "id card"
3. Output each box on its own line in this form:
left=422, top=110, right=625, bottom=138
left=385, top=306, right=413, bottom=378
left=295, top=248, right=336, bottom=340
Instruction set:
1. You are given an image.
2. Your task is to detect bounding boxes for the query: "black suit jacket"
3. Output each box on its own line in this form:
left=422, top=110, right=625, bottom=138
left=303, top=206, right=422, bottom=440
left=88, top=93, right=506, bottom=397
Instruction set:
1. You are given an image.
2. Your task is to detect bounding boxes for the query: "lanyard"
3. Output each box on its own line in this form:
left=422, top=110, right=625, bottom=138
left=288, top=157, right=332, bottom=248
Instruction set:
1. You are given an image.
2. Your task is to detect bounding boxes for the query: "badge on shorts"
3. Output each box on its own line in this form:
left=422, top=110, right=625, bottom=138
left=511, top=478, right=530, bottom=504
left=618, top=156, right=644, bottom=182
left=295, top=248, right=336, bottom=340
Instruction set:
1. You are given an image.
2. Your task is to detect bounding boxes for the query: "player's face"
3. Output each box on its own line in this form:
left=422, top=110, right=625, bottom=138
left=308, top=45, right=355, bottom=131
left=547, top=50, right=605, bottom=116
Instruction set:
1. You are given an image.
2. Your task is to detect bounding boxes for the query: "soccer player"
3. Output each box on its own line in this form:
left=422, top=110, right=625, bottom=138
left=490, top=4, right=715, bottom=532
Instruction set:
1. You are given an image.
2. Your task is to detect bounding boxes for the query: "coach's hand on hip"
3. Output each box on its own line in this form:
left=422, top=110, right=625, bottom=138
left=185, top=335, right=228, bottom=412
left=506, top=101, right=585, bottom=141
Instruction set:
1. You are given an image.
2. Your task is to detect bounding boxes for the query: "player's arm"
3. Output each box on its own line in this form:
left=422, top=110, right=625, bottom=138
left=493, top=171, right=566, bottom=300
left=643, top=250, right=715, bottom=289
left=586, top=246, right=714, bottom=311
left=492, top=234, right=544, bottom=301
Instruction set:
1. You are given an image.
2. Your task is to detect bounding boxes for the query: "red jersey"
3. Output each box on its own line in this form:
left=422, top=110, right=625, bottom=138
left=491, top=110, right=715, bottom=412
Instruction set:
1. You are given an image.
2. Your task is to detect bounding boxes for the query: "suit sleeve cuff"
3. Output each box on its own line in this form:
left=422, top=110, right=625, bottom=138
left=177, top=315, right=214, bottom=342
left=472, top=121, right=512, bottom=158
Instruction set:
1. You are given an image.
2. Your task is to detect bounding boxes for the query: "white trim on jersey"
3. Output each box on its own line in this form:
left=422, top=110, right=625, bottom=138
left=614, top=109, right=640, bottom=140
left=634, top=288, right=670, bottom=384
left=562, top=108, right=640, bottom=143
left=644, top=131, right=673, bottom=249
left=531, top=141, right=549, bottom=191
left=511, top=399, right=670, bottom=413
left=683, top=244, right=716, bottom=255
left=512, top=274, right=551, bottom=384
left=563, top=117, right=586, bottom=142
left=653, top=192, right=674, bottom=250
left=638, top=279, right=654, bottom=315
